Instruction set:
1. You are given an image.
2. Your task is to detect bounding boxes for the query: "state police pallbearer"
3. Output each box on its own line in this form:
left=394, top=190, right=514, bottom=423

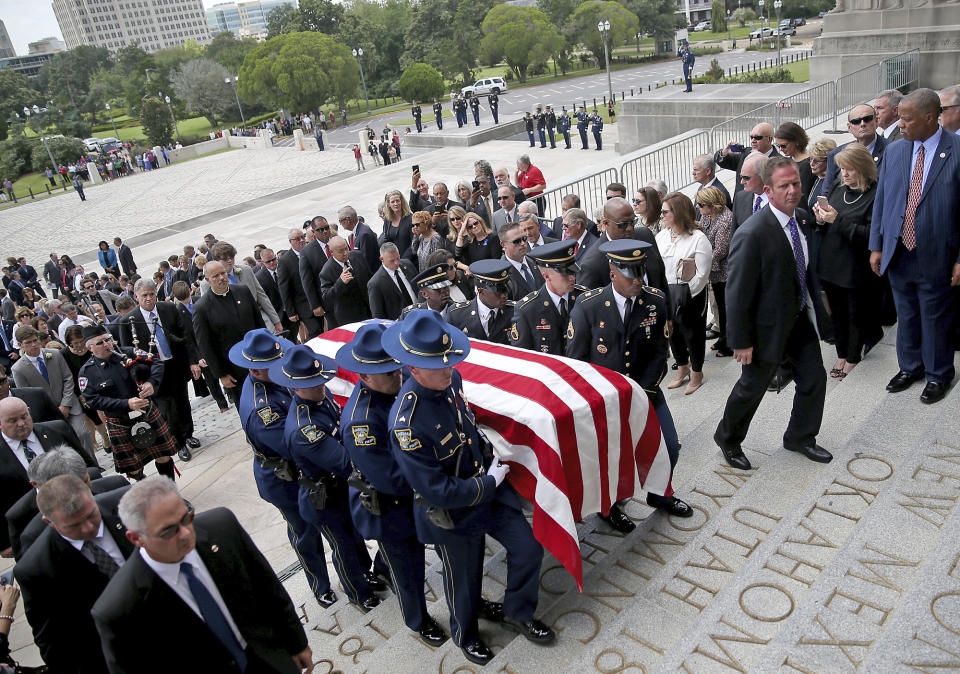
left=447, top=259, right=514, bottom=343
left=336, top=323, right=448, bottom=647
left=510, top=239, right=586, bottom=354
left=78, top=324, right=177, bottom=481
left=566, top=240, right=692, bottom=532
left=412, top=101, right=423, bottom=133
left=270, top=345, right=387, bottom=612
left=231, top=329, right=337, bottom=608
left=384, top=310, right=554, bottom=666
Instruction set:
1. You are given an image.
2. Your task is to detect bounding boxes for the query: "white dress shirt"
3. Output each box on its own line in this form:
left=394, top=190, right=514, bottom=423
left=769, top=204, right=816, bottom=329
left=61, top=520, right=125, bottom=568
left=505, top=256, right=535, bottom=281
left=24, top=353, right=47, bottom=379
left=476, top=298, right=494, bottom=336
left=139, top=306, right=169, bottom=360
left=2, top=431, right=44, bottom=470
left=880, top=120, right=900, bottom=139
left=140, top=547, right=247, bottom=649
left=388, top=265, right=416, bottom=303
left=611, top=285, right=630, bottom=322
left=655, top=228, right=714, bottom=297
left=911, top=125, right=944, bottom=192
left=544, top=287, right=569, bottom=315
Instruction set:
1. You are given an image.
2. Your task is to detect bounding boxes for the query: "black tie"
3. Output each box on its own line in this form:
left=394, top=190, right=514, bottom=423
left=395, top=270, right=413, bottom=305
left=19, top=440, right=36, bottom=463
left=487, top=309, right=498, bottom=337
left=624, top=298, right=641, bottom=333
left=82, top=540, right=120, bottom=578
left=558, top=297, right=569, bottom=326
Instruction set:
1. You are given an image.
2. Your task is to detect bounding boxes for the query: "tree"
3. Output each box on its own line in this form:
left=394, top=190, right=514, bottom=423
left=140, top=97, right=173, bottom=146
left=171, top=58, right=234, bottom=127
left=239, top=32, right=360, bottom=111
left=480, top=5, right=565, bottom=83
left=627, top=0, right=686, bottom=44
left=398, top=63, right=444, bottom=102
left=298, top=0, right=344, bottom=33
left=205, top=32, right=260, bottom=73
left=536, top=0, right=580, bottom=28
left=266, top=4, right=302, bottom=37
left=712, top=1, right=728, bottom=31
left=336, top=0, right=412, bottom=90
left=449, top=0, right=498, bottom=85
left=40, top=45, right=112, bottom=109
left=400, top=0, right=460, bottom=79
left=565, top=1, right=639, bottom=65
left=31, top=136, right=86, bottom=171
left=732, top=7, right=757, bottom=26
left=0, top=135, right=34, bottom=179
left=114, top=44, right=150, bottom=78
left=0, top=70, right=41, bottom=142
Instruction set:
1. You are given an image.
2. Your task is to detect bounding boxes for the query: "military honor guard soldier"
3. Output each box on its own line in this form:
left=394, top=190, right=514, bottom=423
left=230, top=329, right=336, bottom=608
left=336, top=323, right=448, bottom=647
left=559, top=108, right=572, bottom=149
left=385, top=310, right=554, bottom=665
left=433, top=98, right=443, bottom=130
left=591, top=109, right=604, bottom=151
left=447, top=259, right=514, bottom=344
left=400, top=264, right=455, bottom=321
left=488, top=92, right=499, bottom=124
left=545, top=105, right=557, bottom=149
left=511, top=239, right=586, bottom=354
left=567, top=240, right=693, bottom=529
left=576, top=106, right=590, bottom=149
left=470, top=96, right=481, bottom=126
left=412, top=101, right=423, bottom=133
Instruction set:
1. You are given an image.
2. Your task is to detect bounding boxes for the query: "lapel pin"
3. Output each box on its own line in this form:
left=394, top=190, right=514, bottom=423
left=211, top=545, right=219, bottom=552
left=115, top=523, right=122, bottom=529
left=940, top=152, right=946, bottom=158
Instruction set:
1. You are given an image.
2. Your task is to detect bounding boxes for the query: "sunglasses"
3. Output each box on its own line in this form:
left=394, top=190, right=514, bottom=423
left=632, top=198, right=644, bottom=205
left=740, top=174, right=754, bottom=182
left=750, top=134, right=767, bottom=141
left=497, top=196, right=512, bottom=201
left=313, top=225, right=330, bottom=232
left=607, top=217, right=637, bottom=229
left=848, top=114, right=875, bottom=125
left=262, top=258, right=278, bottom=264
left=508, top=236, right=529, bottom=245
left=450, top=216, right=464, bottom=222
left=90, top=337, right=113, bottom=347
left=151, top=507, right=196, bottom=540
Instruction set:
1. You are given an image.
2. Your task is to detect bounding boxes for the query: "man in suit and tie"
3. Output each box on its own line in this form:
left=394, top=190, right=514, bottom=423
left=113, top=237, right=137, bottom=277
left=0, top=290, right=14, bottom=323
left=255, top=248, right=294, bottom=338
left=493, top=166, right=526, bottom=208
left=297, top=217, right=334, bottom=334
left=550, top=194, right=599, bottom=239
left=499, top=221, right=544, bottom=301
left=468, top=176, right=496, bottom=225
left=121, top=278, right=201, bottom=461
left=338, top=205, right=380, bottom=272
left=278, top=228, right=324, bottom=341
left=319, top=236, right=372, bottom=328
left=693, top=154, right=732, bottom=209
left=78, top=276, right=120, bottom=316
left=558, top=208, right=598, bottom=263
left=715, top=122, right=780, bottom=194
left=730, top=154, right=770, bottom=235
left=715, top=157, right=832, bottom=471
left=869, top=88, right=960, bottom=405
left=821, top=103, right=888, bottom=198
left=0, top=316, right=18, bottom=375
left=368, top=242, right=418, bottom=320
left=11, top=326, right=95, bottom=455
left=875, top=89, right=903, bottom=141
left=193, top=261, right=265, bottom=409
left=492, top=185, right=520, bottom=230
left=43, top=253, right=60, bottom=299
left=2, top=375, right=60, bottom=424
left=202, top=242, right=282, bottom=334
left=522, top=213, right=557, bottom=249
left=106, top=295, right=137, bottom=343
left=15, top=474, right=134, bottom=674
left=92, top=476, right=313, bottom=674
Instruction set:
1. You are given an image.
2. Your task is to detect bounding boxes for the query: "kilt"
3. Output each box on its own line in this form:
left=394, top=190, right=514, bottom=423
left=104, top=403, right=177, bottom=474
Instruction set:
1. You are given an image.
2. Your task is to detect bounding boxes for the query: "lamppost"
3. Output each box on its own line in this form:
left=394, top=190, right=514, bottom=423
left=352, top=48, right=369, bottom=114
left=598, top=20, right=613, bottom=105
left=224, top=76, right=246, bottom=127
left=105, top=103, right=120, bottom=140
left=758, top=0, right=766, bottom=46
left=636, top=31, right=642, bottom=54
left=159, top=93, right=182, bottom=144
left=774, top=0, right=782, bottom=65
left=24, top=105, right=60, bottom=183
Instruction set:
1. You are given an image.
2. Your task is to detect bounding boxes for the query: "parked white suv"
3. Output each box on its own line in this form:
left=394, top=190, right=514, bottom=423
left=83, top=137, right=103, bottom=152
left=461, top=77, right=508, bottom=97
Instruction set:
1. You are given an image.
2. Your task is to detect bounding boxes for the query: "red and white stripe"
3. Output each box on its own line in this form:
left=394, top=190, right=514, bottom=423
left=309, top=323, right=673, bottom=591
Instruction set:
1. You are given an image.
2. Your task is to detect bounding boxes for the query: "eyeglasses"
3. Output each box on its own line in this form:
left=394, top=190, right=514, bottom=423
left=750, top=134, right=767, bottom=141
left=848, top=114, right=875, bottom=125
left=632, top=198, right=644, bottom=205
left=313, top=225, right=330, bottom=232
left=943, top=105, right=959, bottom=111
left=508, top=236, right=529, bottom=245
left=89, top=337, right=113, bottom=347
left=607, top=217, right=637, bottom=229
left=150, top=506, right=195, bottom=540
left=497, top=196, right=512, bottom=201
left=262, top=258, right=278, bottom=264
left=289, top=235, right=305, bottom=242
left=740, top=174, right=754, bottom=182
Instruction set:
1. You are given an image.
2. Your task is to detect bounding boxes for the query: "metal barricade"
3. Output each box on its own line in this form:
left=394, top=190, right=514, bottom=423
left=880, top=48, right=920, bottom=91
left=619, top=131, right=714, bottom=196
left=774, top=80, right=837, bottom=130
left=709, top=102, right=779, bottom=155
left=536, top=167, right=619, bottom=222
left=835, top=61, right=882, bottom=119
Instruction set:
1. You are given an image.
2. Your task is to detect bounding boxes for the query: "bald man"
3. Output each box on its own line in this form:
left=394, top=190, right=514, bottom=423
left=318, top=235, right=372, bottom=328
left=715, top=122, right=780, bottom=194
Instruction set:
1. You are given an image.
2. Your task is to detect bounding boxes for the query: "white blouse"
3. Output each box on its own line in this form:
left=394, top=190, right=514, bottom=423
left=655, top=227, right=713, bottom=298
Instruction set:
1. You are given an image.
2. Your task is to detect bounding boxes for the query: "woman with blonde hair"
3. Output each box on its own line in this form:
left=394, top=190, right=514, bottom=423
left=656, top=192, right=713, bottom=395
left=445, top=205, right=467, bottom=252
left=409, top=210, right=446, bottom=271
left=696, top=186, right=734, bottom=357
left=806, top=137, right=838, bottom=212
left=454, top=211, right=502, bottom=272
left=10, top=307, right=35, bottom=349
left=379, top=190, right=414, bottom=257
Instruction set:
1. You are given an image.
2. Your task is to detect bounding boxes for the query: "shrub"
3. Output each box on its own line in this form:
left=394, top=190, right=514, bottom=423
left=30, top=136, right=87, bottom=171
left=398, top=63, right=444, bottom=103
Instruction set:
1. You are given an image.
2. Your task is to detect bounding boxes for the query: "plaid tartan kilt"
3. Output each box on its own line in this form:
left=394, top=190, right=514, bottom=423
left=104, top=403, right=177, bottom=474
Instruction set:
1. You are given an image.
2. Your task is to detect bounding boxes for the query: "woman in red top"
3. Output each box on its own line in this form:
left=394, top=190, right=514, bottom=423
left=515, top=154, right=546, bottom=217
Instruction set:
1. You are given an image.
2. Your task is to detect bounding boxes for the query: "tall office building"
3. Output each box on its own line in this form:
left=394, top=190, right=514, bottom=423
left=0, top=19, right=16, bottom=58
left=52, top=0, right=212, bottom=52
left=205, top=0, right=293, bottom=39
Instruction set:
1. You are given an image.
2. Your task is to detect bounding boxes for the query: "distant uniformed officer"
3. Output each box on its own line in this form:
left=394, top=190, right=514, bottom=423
left=488, top=93, right=499, bottom=124
left=534, top=106, right=546, bottom=147
left=400, top=264, right=454, bottom=321
left=559, top=108, right=572, bottom=149
left=511, top=240, right=586, bottom=354
left=566, top=240, right=692, bottom=529
left=270, top=345, right=388, bottom=612
left=590, top=109, right=604, bottom=151
left=454, top=96, right=464, bottom=128
left=78, top=324, right=176, bottom=481
left=336, top=323, right=448, bottom=647
left=412, top=101, right=423, bottom=133
left=384, top=310, right=554, bottom=666
left=545, top=105, right=557, bottom=148
left=433, top=98, right=443, bottom=130
left=576, top=106, right=590, bottom=149
left=524, top=112, right=535, bottom=147
left=448, top=259, right=514, bottom=344
left=681, top=42, right=695, bottom=93
left=470, top=96, right=481, bottom=126
left=231, top=329, right=336, bottom=608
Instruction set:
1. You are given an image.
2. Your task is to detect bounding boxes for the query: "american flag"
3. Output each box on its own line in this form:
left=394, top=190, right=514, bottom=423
left=309, top=322, right=674, bottom=591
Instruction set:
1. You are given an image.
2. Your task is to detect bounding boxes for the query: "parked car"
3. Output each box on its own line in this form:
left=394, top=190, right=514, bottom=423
left=83, top=137, right=103, bottom=152
left=98, top=137, right=121, bottom=153
left=693, top=20, right=712, bottom=31
left=749, top=26, right=775, bottom=38
left=461, top=77, right=508, bottom=97
left=777, top=21, right=797, bottom=35
left=793, top=17, right=806, bottom=25
left=818, top=10, right=828, bottom=17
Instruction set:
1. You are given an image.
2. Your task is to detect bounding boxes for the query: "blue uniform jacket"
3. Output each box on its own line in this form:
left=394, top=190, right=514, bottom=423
left=79, top=348, right=164, bottom=416
left=238, top=377, right=293, bottom=461
left=591, top=115, right=603, bottom=133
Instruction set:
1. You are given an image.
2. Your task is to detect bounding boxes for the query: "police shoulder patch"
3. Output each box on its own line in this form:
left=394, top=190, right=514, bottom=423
left=351, top=425, right=376, bottom=446
left=393, top=428, right=422, bottom=451
left=78, top=376, right=88, bottom=392
left=300, top=424, right=325, bottom=443
left=257, top=406, right=280, bottom=425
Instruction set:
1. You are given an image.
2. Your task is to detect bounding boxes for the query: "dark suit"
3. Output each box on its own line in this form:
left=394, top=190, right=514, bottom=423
left=14, top=490, right=134, bottom=674
left=92, top=507, right=308, bottom=674
left=821, top=135, right=887, bottom=198
left=869, top=127, right=960, bottom=384
left=117, top=244, right=137, bottom=276
left=715, top=147, right=780, bottom=194
left=716, top=205, right=827, bottom=449
left=731, top=189, right=764, bottom=236
left=298, top=239, right=332, bottom=321
left=367, top=261, right=417, bottom=320
left=577, top=230, right=672, bottom=313
left=319, top=252, right=372, bottom=328
left=572, top=231, right=598, bottom=263
left=345, top=222, right=381, bottom=273
left=193, top=285, right=263, bottom=407
left=43, top=259, right=60, bottom=296
left=255, top=265, right=294, bottom=339
left=503, top=256, right=544, bottom=301
left=9, top=387, right=61, bottom=422
left=277, top=249, right=323, bottom=339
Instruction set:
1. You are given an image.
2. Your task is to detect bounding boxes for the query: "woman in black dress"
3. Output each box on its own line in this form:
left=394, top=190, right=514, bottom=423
left=455, top=212, right=502, bottom=270
left=813, top=143, right=881, bottom=380
left=775, top=122, right=814, bottom=206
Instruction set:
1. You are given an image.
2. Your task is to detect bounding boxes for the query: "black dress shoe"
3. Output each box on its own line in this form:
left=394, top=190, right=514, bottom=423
left=185, top=436, right=201, bottom=449
left=705, top=329, right=720, bottom=340
left=646, top=493, right=693, bottom=517
left=177, top=446, right=192, bottom=461
left=783, top=441, right=833, bottom=463
left=502, top=616, right=556, bottom=644
left=479, top=598, right=504, bottom=622
left=417, top=617, right=448, bottom=646
left=714, top=431, right=752, bottom=470
left=920, top=381, right=949, bottom=404
left=461, top=640, right=494, bottom=665
left=887, top=370, right=924, bottom=392
left=316, top=590, right=338, bottom=608
left=364, top=570, right=388, bottom=592
left=767, top=370, right=793, bottom=392
left=351, top=595, right=382, bottom=613
left=599, top=502, right=635, bottom=533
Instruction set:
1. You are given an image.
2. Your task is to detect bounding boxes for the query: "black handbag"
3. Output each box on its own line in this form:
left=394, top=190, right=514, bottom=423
left=668, top=283, right=692, bottom=319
